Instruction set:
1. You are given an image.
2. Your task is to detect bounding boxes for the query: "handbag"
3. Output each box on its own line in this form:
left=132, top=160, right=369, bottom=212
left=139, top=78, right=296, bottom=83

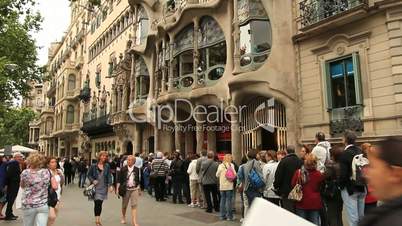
left=288, top=169, right=303, bottom=202
left=48, top=170, right=59, bottom=208
left=83, top=184, right=96, bottom=200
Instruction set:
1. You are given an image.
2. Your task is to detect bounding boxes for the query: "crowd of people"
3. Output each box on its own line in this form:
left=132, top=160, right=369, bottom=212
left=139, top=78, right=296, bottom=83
left=1, top=129, right=402, bottom=226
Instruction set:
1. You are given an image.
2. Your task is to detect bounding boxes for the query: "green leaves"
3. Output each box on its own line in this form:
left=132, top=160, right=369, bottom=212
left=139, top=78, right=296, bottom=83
left=0, top=107, right=37, bottom=147
left=0, top=0, right=42, bottom=106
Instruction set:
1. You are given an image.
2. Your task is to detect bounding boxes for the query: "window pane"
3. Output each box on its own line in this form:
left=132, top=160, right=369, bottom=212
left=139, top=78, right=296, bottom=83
left=209, top=42, right=226, bottom=67
left=181, top=51, right=193, bottom=75
left=330, top=60, right=346, bottom=108
left=250, top=20, right=271, bottom=53
left=240, top=23, right=252, bottom=56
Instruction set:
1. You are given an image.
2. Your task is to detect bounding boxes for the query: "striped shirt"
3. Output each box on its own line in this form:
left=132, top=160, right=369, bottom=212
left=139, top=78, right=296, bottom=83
left=151, top=159, right=169, bottom=177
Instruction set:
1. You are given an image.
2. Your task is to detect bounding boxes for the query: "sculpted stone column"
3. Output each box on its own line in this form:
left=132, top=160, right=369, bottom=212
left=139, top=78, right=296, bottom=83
left=122, top=80, right=129, bottom=111
left=134, top=123, right=143, bottom=154
left=162, top=40, right=167, bottom=93
left=231, top=112, right=242, bottom=164
left=130, top=54, right=136, bottom=104
left=232, top=0, right=241, bottom=74
left=168, top=36, right=174, bottom=92
left=207, top=124, right=216, bottom=153
left=195, top=105, right=206, bottom=154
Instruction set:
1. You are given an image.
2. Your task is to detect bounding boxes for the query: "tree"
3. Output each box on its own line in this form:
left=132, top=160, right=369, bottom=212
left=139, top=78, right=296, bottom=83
left=0, top=0, right=42, bottom=105
left=0, top=107, right=37, bottom=147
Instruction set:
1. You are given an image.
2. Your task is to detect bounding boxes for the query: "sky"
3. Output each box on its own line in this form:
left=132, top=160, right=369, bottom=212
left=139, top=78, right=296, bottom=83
left=34, top=0, right=71, bottom=66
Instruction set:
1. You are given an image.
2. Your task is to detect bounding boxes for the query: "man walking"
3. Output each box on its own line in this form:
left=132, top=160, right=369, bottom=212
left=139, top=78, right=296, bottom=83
left=117, top=155, right=142, bottom=226
left=274, top=145, right=303, bottom=213
left=339, top=130, right=366, bottom=226
left=78, top=159, right=88, bottom=188
left=4, top=152, right=23, bottom=221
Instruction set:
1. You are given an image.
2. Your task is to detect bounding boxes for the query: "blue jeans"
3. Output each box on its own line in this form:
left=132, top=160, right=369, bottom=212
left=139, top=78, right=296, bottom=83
left=220, top=190, right=233, bottom=220
left=341, top=189, right=366, bottom=226
left=296, top=209, right=320, bottom=225
left=23, top=205, right=49, bottom=226
left=79, top=172, right=87, bottom=188
left=245, top=189, right=262, bottom=207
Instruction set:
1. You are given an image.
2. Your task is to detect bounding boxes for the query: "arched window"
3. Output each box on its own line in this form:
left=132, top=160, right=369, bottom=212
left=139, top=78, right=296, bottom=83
left=135, top=5, right=149, bottom=45
left=198, top=16, right=226, bottom=83
left=135, top=56, right=150, bottom=103
left=237, top=0, right=272, bottom=70
left=172, top=23, right=194, bottom=89
left=66, top=105, right=75, bottom=124
left=68, top=74, right=76, bottom=90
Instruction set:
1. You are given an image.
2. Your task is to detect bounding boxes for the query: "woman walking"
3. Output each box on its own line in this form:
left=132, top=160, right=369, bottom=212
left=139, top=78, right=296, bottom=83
left=20, top=153, right=58, bottom=226
left=87, top=151, right=114, bottom=226
left=291, top=154, right=324, bottom=225
left=47, top=157, right=65, bottom=226
left=216, top=154, right=237, bottom=221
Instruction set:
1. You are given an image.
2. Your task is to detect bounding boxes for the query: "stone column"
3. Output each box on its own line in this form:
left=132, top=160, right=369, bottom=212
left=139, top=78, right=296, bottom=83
left=185, top=130, right=195, bottom=155
left=232, top=0, right=241, bottom=74
left=193, top=17, right=200, bottom=88
left=162, top=40, right=167, bottom=93
left=168, top=36, right=174, bottom=92
left=122, top=82, right=128, bottom=111
left=207, top=126, right=216, bottom=153
left=134, top=124, right=143, bottom=154
left=195, top=105, right=206, bottom=154
left=231, top=112, right=242, bottom=164
left=154, top=126, right=159, bottom=153
left=130, top=54, right=136, bottom=104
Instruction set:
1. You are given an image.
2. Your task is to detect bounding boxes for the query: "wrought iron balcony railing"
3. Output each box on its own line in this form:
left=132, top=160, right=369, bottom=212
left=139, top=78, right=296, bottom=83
left=329, top=105, right=364, bottom=136
left=299, top=0, right=367, bottom=28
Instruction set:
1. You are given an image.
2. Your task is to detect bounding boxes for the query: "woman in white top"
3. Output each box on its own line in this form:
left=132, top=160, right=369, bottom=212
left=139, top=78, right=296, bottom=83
left=262, top=150, right=281, bottom=206
left=216, top=154, right=237, bottom=221
left=47, top=157, right=65, bottom=226
left=186, top=154, right=200, bottom=207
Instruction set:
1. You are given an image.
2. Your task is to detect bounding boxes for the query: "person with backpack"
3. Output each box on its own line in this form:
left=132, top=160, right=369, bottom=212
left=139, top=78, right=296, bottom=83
left=262, top=150, right=281, bottom=206
left=238, top=149, right=265, bottom=207
left=322, top=146, right=344, bottom=226
left=339, top=130, right=367, bottom=226
left=312, top=132, right=331, bottom=173
left=274, top=145, right=303, bottom=213
left=359, top=137, right=402, bottom=226
left=151, top=152, right=169, bottom=202
left=200, top=151, right=219, bottom=213
left=78, top=159, right=88, bottom=188
left=216, top=154, right=237, bottom=221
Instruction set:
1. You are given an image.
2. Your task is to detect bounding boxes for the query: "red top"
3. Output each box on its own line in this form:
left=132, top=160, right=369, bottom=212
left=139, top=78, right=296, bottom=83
left=291, top=169, right=324, bottom=210
left=365, top=186, right=378, bottom=204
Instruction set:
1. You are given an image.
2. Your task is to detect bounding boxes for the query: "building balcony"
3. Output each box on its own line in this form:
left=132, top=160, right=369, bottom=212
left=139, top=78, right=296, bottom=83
left=81, top=114, right=113, bottom=137
left=65, top=89, right=81, bottom=100
left=47, top=81, right=56, bottom=98
left=329, top=105, right=364, bottom=136
left=298, top=0, right=368, bottom=30
left=75, top=55, right=84, bottom=69
left=53, top=123, right=80, bottom=137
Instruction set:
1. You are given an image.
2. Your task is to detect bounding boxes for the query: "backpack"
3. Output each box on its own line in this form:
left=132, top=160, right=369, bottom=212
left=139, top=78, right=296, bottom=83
left=247, top=161, right=265, bottom=190
left=224, top=164, right=236, bottom=182
left=351, top=154, right=369, bottom=187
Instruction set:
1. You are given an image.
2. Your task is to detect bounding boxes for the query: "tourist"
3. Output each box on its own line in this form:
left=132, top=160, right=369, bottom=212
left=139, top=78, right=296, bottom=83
left=277, top=150, right=287, bottom=162
left=151, top=152, right=169, bottom=202
left=216, top=154, right=237, bottom=221
left=0, top=156, right=7, bottom=219
left=274, top=145, right=303, bottom=213
left=71, top=158, right=77, bottom=184
left=87, top=151, right=114, bottom=226
left=200, top=151, right=219, bottom=213
left=359, top=137, right=402, bottom=226
left=63, top=159, right=72, bottom=185
left=117, top=155, right=142, bottom=226
left=299, top=145, right=311, bottom=161
left=164, top=152, right=173, bottom=197
left=196, top=150, right=208, bottom=209
left=21, top=153, right=57, bottom=226
left=237, top=156, right=248, bottom=223
left=78, top=159, right=88, bottom=188
left=187, top=153, right=200, bottom=207
left=262, top=150, right=281, bottom=206
left=292, top=154, right=323, bottom=225
left=339, top=130, right=366, bottom=226
left=170, top=152, right=185, bottom=204
left=361, top=143, right=378, bottom=214
left=237, top=149, right=264, bottom=207
left=323, top=146, right=343, bottom=226
left=4, top=152, right=24, bottom=221
left=47, top=157, right=65, bottom=226
left=182, top=154, right=192, bottom=205
left=312, top=132, right=331, bottom=173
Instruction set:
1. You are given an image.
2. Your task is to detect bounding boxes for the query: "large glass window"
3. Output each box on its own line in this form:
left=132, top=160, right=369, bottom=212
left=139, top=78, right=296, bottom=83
left=238, top=0, right=272, bottom=69
left=135, top=56, right=150, bottom=102
left=66, top=105, right=75, bottom=124
left=328, top=56, right=358, bottom=108
left=67, top=74, right=76, bottom=90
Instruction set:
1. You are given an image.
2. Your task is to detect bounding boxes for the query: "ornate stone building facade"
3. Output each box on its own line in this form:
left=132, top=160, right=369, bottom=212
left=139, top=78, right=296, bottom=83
left=30, top=0, right=402, bottom=162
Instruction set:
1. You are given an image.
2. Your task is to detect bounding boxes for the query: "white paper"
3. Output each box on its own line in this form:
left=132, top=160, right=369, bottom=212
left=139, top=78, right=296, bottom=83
left=243, top=198, right=316, bottom=226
